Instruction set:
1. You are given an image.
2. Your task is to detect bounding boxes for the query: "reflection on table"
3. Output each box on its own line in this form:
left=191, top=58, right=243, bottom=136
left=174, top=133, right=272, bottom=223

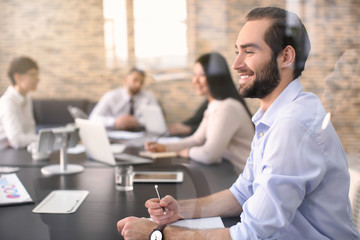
left=0, top=145, right=239, bottom=240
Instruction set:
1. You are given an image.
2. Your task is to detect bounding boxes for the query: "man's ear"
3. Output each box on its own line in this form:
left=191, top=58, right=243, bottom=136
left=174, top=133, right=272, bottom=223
left=124, top=75, right=130, bottom=86
left=278, top=45, right=295, bottom=69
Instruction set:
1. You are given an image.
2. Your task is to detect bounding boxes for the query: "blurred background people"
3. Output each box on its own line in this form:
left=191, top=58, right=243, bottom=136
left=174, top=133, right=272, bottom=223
left=145, top=52, right=254, bottom=173
left=89, top=67, right=160, bottom=131
left=0, top=56, right=39, bottom=150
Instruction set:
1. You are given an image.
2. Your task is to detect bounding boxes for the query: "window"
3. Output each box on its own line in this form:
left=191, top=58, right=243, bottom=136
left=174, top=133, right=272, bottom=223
left=103, top=0, right=128, bottom=69
left=133, top=0, right=188, bottom=70
left=103, top=0, right=188, bottom=72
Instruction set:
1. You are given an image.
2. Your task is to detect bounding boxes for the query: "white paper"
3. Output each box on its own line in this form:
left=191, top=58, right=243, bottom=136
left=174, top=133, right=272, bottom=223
left=32, top=190, right=89, bottom=214
left=67, top=144, right=86, bottom=154
left=107, top=130, right=145, bottom=140
left=0, top=173, right=33, bottom=206
left=0, top=167, right=19, bottom=173
left=171, top=217, right=225, bottom=229
left=157, top=137, right=181, bottom=144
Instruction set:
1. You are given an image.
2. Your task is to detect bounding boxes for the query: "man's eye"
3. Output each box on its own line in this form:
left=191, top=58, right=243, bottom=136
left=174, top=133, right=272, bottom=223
left=246, top=50, right=254, bottom=54
left=235, top=51, right=239, bottom=55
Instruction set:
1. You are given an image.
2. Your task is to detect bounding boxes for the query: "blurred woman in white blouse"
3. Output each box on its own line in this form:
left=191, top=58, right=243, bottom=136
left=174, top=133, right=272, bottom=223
left=145, top=52, right=254, bottom=173
left=0, top=56, right=39, bottom=150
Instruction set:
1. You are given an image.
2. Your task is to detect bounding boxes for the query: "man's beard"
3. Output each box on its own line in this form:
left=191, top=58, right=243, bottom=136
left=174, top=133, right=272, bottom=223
left=129, top=87, right=140, bottom=95
left=239, top=56, right=280, bottom=99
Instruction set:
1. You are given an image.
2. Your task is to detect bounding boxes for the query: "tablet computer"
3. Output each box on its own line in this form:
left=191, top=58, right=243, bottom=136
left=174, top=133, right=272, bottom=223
left=133, top=171, right=183, bottom=183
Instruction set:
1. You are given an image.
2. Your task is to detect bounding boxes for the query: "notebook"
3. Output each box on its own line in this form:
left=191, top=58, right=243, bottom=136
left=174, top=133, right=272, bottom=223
left=141, top=105, right=168, bottom=136
left=75, top=118, right=153, bottom=166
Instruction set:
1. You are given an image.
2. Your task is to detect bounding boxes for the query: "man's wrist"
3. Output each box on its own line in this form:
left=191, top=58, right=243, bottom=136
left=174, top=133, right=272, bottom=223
left=149, top=224, right=167, bottom=240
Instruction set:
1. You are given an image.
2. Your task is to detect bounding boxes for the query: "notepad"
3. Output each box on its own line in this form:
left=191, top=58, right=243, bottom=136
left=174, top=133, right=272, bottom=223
left=139, top=151, right=177, bottom=159
left=171, top=217, right=225, bottom=229
left=32, top=190, right=89, bottom=214
left=0, top=173, right=33, bottom=206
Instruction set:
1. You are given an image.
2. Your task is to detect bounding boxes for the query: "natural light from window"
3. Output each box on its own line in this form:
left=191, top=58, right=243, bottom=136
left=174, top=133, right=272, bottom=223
left=103, top=0, right=188, bottom=71
left=133, top=0, right=188, bottom=70
left=103, top=0, right=128, bottom=69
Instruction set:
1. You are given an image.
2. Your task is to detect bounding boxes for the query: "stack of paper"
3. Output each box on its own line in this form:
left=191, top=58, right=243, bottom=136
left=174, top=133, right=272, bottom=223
left=171, top=217, right=225, bottom=229
left=139, top=151, right=177, bottom=159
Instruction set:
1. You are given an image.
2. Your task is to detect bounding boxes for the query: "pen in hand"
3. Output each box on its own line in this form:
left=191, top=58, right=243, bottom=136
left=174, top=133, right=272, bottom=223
left=154, top=185, right=167, bottom=215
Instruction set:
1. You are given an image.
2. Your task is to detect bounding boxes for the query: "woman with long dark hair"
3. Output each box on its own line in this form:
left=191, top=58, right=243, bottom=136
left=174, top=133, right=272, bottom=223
left=145, top=52, right=254, bottom=173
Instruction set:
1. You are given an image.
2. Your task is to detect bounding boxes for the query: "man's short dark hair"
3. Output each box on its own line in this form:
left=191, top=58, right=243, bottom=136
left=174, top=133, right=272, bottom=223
left=129, top=67, right=146, bottom=78
left=8, top=56, right=39, bottom=85
left=246, top=7, right=311, bottom=79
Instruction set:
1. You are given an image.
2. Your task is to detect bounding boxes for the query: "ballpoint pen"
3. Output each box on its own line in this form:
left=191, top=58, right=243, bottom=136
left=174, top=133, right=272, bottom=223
left=154, top=185, right=167, bottom=215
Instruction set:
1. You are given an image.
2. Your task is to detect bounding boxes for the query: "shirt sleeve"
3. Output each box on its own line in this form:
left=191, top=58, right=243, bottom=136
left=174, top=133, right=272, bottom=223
left=1, top=100, right=37, bottom=149
left=229, top=118, right=326, bottom=239
left=89, top=92, right=117, bottom=128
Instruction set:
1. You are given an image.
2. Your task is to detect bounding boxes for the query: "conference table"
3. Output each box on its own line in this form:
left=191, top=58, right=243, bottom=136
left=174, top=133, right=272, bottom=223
left=0, top=144, right=239, bottom=240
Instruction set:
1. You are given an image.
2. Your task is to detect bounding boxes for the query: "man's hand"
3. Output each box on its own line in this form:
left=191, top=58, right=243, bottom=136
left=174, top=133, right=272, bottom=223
left=145, top=195, right=181, bottom=225
left=117, top=217, right=156, bottom=239
left=114, top=115, right=140, bottom=130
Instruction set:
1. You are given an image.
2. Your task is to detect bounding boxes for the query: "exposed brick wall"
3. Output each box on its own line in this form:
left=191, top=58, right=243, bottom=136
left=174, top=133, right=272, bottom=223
left=0, top=0, right=359, bottom=154
left=0, top=0, right=110, bottom=100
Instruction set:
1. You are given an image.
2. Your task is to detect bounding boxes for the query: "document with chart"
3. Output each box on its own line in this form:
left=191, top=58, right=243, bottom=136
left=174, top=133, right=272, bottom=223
left=0, top=173, right=33, bottom=206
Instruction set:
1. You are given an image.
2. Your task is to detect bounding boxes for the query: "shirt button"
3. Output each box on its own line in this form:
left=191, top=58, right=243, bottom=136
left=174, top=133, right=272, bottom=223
left=259, top=132, right=264, bottom=137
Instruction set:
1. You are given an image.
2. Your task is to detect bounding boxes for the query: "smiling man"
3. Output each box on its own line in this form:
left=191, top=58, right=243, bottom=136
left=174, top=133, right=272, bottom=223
left=116, top=7, right=359, bottom=240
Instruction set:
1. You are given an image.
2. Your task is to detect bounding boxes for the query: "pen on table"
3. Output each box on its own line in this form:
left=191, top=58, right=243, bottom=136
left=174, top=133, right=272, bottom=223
left=154, top=185, right=167, bottom=215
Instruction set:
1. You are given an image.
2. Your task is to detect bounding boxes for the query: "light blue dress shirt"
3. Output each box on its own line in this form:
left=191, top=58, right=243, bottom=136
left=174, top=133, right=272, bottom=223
left=229, top=79, right=359, bottom=239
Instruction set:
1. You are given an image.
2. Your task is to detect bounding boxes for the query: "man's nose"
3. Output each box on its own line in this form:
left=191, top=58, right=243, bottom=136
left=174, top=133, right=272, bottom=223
left=232, top=53, right=246, bottom=70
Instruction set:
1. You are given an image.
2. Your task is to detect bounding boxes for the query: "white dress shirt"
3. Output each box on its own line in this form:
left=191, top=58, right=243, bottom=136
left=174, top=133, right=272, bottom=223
left=89, top=87, right=160, bottom=128
left=229, top=79, right=359, bottom=239
left=0, top=86, right=38, bottom=149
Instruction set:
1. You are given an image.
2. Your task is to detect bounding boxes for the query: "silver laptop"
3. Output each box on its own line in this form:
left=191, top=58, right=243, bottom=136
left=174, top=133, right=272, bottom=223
left=141, top=105, right=168, bottom=136
left=75, top=118, right=153, bottom=166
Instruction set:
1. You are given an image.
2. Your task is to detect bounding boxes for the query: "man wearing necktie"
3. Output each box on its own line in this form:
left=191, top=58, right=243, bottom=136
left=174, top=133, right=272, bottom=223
left=89, top=67, right=160, bottom=130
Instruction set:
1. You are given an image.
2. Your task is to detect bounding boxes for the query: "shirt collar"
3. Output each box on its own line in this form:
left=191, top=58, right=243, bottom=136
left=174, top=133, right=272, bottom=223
left=121, top=87, right=142, bottom=101
left=8, top=85, right=27, bottom=104
left=252, top=79, right=303, bottom=127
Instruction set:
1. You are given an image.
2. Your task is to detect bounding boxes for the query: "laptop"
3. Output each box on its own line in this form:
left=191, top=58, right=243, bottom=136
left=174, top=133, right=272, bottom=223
left=141, top=105, right=168, bottom=136
left=121, top=105, right=169, bottom=148
left=75, top=118, right=153, bottom=166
